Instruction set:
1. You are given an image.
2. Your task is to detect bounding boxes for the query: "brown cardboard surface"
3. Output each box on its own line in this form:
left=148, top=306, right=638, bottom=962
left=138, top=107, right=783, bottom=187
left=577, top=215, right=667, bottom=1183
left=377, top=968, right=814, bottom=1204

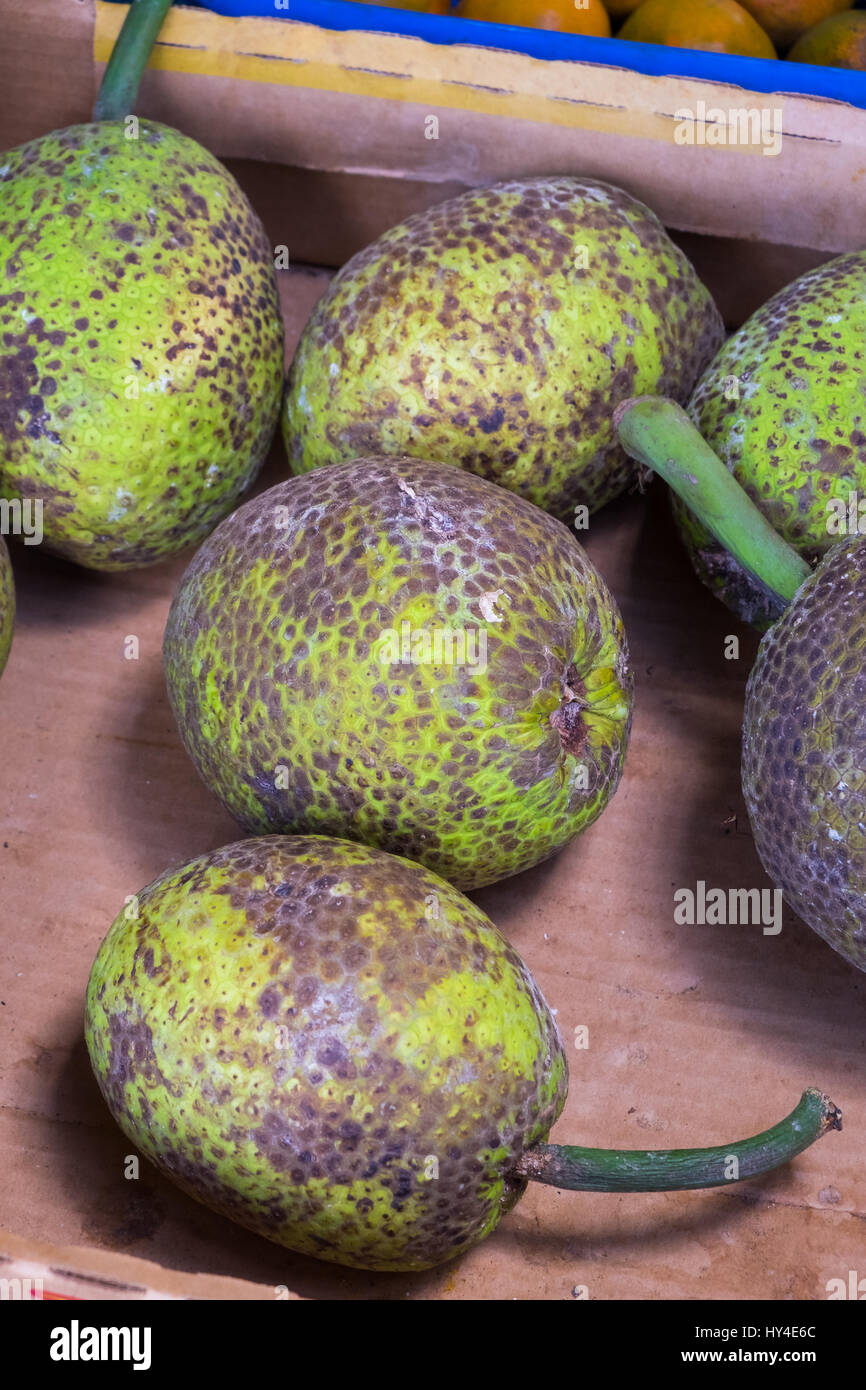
left=0, top=1225, right=301, bottom=1300
left=0, top=266, right=863, bottom=1301
left=0, top=0, right=94, bottom=147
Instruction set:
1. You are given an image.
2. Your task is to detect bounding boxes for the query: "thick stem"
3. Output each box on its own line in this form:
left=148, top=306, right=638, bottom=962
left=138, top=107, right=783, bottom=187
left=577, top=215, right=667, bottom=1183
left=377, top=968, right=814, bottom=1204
left=515, top=1088, right=840, bottom=1193
left=614, top=396, right=811, bottom=607
left=93, top=0, right=174, bottom=123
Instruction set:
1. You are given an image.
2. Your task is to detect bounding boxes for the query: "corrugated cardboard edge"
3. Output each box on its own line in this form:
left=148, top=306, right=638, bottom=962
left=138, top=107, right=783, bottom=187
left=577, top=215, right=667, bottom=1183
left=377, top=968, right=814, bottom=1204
left=92, top=1, right=866, bottom=254
left=0, top=1227, right=301, bottom=1300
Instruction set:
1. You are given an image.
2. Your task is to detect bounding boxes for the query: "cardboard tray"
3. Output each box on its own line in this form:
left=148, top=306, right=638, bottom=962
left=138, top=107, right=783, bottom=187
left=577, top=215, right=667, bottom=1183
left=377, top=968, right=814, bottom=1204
left=1, top=264, right=864, bottom=1300
left=0, top=0, right=864, bottom=1304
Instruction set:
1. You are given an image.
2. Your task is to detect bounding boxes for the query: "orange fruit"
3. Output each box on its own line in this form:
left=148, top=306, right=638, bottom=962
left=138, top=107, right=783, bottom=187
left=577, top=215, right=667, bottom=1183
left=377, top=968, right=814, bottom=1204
left=619, top=0, right=777, bottom=58
left=456, top=0, right=612, bottom=38
left=788, top=9, right=866, bottom=65
left=737, top=1, right=850, bottom=50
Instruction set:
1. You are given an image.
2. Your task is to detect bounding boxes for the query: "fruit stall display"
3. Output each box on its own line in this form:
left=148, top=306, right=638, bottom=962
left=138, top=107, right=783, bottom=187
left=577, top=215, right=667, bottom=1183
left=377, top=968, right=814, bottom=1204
left=0, top=0, right=863, bottom=1302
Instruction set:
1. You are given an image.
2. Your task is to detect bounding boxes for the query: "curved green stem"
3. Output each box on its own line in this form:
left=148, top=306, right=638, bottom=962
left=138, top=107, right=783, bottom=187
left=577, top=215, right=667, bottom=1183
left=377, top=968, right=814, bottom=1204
left=93, top=0, right=174, bottom=122
left=515, top=1088, right=840, bottom=1192
left=614, top=396, right=811, bottom=607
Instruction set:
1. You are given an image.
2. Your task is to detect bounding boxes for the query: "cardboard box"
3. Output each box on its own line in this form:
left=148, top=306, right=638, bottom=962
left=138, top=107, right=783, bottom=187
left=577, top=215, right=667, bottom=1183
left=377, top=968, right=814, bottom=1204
left=0, top=0, right=863, bottom=1302
left=92, top=1, right=866, bottom=257
left=0, top=0, right=849, bottom=316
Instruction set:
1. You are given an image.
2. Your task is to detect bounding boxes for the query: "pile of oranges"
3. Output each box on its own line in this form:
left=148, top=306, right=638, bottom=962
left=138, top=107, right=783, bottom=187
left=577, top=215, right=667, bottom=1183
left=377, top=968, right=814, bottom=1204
left=361, top=0, right=866, bottom=68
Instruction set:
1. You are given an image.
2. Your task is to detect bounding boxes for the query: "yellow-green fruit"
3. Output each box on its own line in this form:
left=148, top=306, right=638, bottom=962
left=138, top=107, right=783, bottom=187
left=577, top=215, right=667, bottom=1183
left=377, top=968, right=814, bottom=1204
left=163, top=456, right=633, bottom=890
left=675, top=252, right=866, bottom=629
left=788, top=10, right=866, bottom=66
left=0, top=537, right=13, bottom=676
left=743, top=539, right=866, bottom=971
left=0, top=120, right=283, bottom=570
left=84, top=835, right=568, bottom=1271
left=282, top=177, right=723, bottom=521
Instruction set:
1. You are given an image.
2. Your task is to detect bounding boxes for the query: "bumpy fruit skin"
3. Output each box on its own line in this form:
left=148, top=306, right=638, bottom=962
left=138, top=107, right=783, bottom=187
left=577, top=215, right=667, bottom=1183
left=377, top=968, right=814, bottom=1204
left=282, top=177, right=722, bottom=521
left=0, top=537, right=13, bottom=676
left=164, top=457, right=633, bottom=890
left=84, top=836, right=568, bottom=1271
left=0, top=121, right=283, bottom=570
left=743, top=539, right=866, bottom=972
left=676, top=252, right=866, bottom=628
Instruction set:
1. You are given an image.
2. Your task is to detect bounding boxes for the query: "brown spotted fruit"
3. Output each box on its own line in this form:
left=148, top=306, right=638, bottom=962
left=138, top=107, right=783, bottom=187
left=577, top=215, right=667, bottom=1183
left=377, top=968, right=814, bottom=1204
left=85, top=834, right=841, bottom=1271
left=0, top=537, right=13, bottom=677
left=617, top=396, right=866, bottom=971
left=672, top=253, right=866, bottom=630
left=742, top=539, right=866, bottom=971
left=0, top=1, right=283, bottom=570
left=282, top=176, right=723, bottom=522
left=163, top=455, right=633, bottom=891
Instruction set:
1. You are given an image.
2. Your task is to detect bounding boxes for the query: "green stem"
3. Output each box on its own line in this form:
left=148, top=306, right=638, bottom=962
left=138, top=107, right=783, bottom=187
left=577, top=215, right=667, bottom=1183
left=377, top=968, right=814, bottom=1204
left=614, top=396, right=811, bottom=607
left=515, top=1088, right=840, bottom=1192
left=93, top=0, right=174, bottom=123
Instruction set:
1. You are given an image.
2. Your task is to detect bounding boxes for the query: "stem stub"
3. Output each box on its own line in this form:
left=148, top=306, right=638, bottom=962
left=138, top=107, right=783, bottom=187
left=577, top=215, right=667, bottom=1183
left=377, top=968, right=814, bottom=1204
left=516, top=1088, right=840, bottom=1193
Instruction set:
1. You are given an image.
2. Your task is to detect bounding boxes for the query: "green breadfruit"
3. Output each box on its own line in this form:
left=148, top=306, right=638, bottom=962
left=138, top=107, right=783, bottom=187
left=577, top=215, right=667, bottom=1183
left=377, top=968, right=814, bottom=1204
left=743, top=537, right=866, bottom=971
left=677, top=252, right=866, bottom=628
left=283, top=177, right=723, bottom=521
left=163, top=456, right=633, bottom=890
left=85, top=835, right=568, bottom=1272
left=0, top=120, right=283, bottom=570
